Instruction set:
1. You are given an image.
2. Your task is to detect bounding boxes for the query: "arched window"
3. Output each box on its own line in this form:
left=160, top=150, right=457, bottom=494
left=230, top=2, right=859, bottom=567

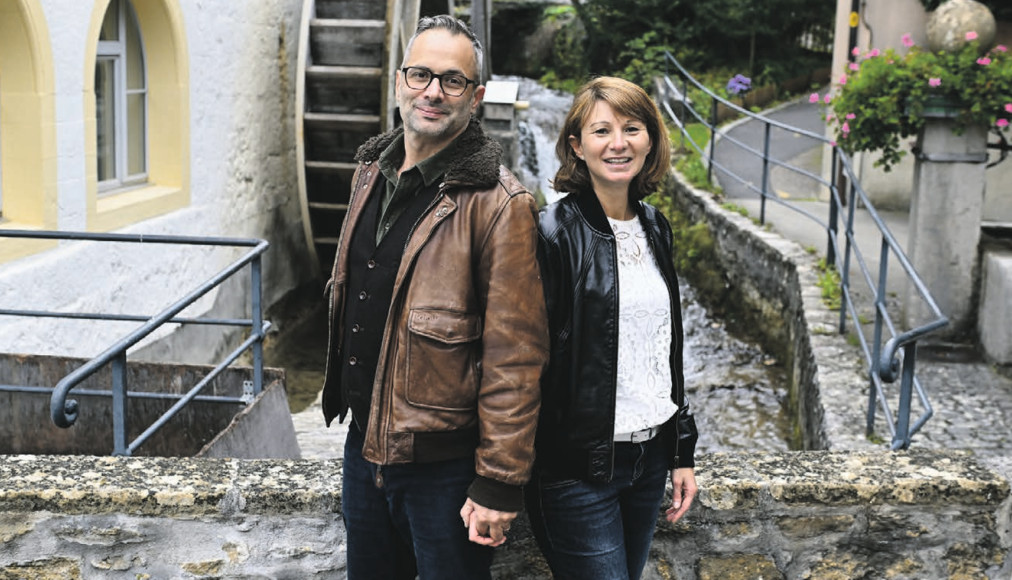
left=85, top=0, right=189, bottom=232
left=96, top=0, right=147, bottom=191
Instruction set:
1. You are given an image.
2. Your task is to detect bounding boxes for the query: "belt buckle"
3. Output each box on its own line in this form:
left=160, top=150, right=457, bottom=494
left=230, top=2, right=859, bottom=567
left=629, top=426, right=654, bottom=443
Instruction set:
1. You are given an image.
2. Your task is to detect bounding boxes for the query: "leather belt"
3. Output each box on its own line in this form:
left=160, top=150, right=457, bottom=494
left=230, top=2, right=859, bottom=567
left=614, top=425, right=659, bottom=443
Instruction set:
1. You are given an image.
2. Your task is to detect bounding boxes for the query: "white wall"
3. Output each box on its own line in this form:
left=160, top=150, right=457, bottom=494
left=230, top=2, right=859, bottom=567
left=0, top=0, right=313, bottom=361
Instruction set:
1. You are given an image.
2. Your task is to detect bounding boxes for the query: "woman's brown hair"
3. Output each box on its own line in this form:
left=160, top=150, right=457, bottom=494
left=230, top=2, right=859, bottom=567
left=552, top=76, right=672, bottom=202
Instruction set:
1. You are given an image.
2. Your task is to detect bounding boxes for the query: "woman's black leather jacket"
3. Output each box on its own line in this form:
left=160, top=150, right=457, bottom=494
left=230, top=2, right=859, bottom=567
left=535, top=191, right=699, bottom=483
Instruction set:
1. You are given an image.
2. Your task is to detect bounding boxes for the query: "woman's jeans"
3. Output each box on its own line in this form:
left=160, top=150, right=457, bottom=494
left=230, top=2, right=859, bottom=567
left=525, top=436, right=669, bottom=580
left=342, top=423, right=494, bottom=580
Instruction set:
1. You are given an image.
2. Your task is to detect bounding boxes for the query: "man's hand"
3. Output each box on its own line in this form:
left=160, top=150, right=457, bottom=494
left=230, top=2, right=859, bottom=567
left=459, top=498, right=517, bottom=547
left=664, top=467, right=697, bottom=524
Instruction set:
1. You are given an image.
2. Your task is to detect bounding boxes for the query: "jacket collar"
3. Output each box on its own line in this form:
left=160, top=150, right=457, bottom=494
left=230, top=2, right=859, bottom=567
left=354, top=116, right=503, bottom=191
left=570, top=190, right=645, bottom=236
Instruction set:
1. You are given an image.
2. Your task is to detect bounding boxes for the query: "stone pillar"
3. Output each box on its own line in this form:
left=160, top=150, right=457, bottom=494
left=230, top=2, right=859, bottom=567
left=904, top=118, right=988, bottom=336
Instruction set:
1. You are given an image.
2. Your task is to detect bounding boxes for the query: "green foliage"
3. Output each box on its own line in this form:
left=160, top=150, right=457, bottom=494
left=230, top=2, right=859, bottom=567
left=675, top=155, right=711, bottom=190
left=721, top=202, right=749, bottom=217
left=565, top=0, right=834, bottom=89
left=815, top=258, right=842, bottom=311
left=616, top=31, right=675, bottom=89
left=827, top=38, right=1012, bottom=170
left=671, top=122, right=719, bottom=192
left=645, top=189, right=723, bottom=298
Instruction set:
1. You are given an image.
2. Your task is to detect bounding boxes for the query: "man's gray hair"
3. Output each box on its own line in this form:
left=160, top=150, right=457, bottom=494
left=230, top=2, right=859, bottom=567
left=402, top=15, right=484, bottom=81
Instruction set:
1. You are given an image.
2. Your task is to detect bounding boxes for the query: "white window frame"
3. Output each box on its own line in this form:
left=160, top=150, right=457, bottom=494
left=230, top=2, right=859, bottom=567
left=96, top=0, right=148, bottom=193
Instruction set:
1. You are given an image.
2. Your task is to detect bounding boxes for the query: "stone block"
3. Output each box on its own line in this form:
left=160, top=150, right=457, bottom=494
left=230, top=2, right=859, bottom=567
left=979, top=249, right=1012, bottom=364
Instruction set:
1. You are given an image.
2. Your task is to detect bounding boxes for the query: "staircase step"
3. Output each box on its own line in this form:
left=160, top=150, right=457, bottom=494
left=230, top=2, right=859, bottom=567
left=305, top=162, right=356, bottom=206
left=305, top=160, right=358, bottom=172
left=308, top=201, right=350, bottom=211
left=305, top=66, right=383, bottom=115
left=303, top=113, right=379, bottom=164
left=304, top=112, right=381, bottom=130
left=315, top=0, right=386, bottom=20
left=310, top=19, right=385, bottom=67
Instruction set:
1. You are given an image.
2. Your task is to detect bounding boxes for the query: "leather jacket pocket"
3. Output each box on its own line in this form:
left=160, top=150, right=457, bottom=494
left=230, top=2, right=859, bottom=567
left=406, top=309, right=482, bottom=411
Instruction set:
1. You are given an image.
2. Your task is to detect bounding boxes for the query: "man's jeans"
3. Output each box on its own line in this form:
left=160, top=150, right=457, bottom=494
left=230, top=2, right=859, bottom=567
left=342, top=423, right=494, bottom=580
left=525, top=436, right=668, bottom=580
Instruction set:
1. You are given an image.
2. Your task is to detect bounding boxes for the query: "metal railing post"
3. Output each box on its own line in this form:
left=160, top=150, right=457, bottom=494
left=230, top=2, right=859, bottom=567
left=892, top=343, right=918, bottom=450
left=760, top=122, right=772, bottom=225
left=111, top=353, right=128, bottom=456
left=252, top=255, right=264, bottom=396
left=708, top=98, right=718, bottom=184
left=827, top=148, right=840, bottom=268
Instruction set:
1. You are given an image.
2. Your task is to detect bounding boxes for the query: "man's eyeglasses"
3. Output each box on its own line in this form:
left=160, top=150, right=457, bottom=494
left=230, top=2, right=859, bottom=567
left=401, top=67, right=476, bottom=97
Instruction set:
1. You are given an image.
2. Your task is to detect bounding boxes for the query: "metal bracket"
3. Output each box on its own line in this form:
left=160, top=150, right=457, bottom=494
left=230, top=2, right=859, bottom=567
left=241, top=380, right=255, bottom=404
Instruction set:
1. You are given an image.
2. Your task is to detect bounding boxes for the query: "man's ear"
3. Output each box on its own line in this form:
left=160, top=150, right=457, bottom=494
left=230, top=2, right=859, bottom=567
left=471, top=85, right=486, bottom=113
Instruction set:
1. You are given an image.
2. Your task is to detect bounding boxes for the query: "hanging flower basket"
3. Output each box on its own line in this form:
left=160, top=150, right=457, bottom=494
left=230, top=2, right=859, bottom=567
left=816, top=31, right=1012, bottom=171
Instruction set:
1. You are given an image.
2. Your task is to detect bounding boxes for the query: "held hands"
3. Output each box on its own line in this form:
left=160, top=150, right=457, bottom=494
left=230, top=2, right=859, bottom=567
left=665, top=467, right=697, bottom=524
left=460, top=498, right=516, bottom=547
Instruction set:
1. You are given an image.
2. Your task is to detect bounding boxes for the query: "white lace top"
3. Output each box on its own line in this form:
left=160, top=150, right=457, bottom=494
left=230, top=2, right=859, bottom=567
left=608, top=215, right=679, bottom=435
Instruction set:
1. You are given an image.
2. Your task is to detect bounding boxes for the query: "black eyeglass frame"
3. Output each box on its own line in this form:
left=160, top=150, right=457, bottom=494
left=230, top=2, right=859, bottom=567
left=400, top=67, right=477, bottom=96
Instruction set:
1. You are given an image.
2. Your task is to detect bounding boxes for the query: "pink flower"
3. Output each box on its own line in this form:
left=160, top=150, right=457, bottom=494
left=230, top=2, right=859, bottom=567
left=851, top=46, right=861, bottom=57
left=842, top=122, right=850, bottom=134
left=966, top=31, right=978, bottom=41
left=929, top=77, right=942, bottom=87
left=901, top=33, right=914, bottom=48
left=809, top=93, right=820, bottom=103
left=1005, top=103, right=1012, bottom=113
left=977, top=57, right=992, bottom=65
left=830, top=140, right=838, bottom=147
left=996, top=45, right=1008, bottom=53
left=867, top=48, right=881, bottom=58
left=845, top=113, right=856, bottom=120
left=824, top=94, right=832, bottom=105
left=839, top=74, right=848, bottom=85
left=998, top=119, right=1010, bottom=128
left=826, top=112, right=835, bottom=121
left=849, top=62, right=860, bottom=71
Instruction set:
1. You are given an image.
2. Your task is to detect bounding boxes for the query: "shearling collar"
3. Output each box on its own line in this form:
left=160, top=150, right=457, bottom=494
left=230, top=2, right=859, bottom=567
left=354, top=115, right=504, bottom=191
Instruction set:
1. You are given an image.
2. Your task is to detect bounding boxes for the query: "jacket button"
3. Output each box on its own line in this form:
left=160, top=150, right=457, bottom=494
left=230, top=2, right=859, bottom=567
left=348, top=356, right=358, bottom=366
left=359, top=291, right=368, bottom=301
left=367, top=260, right=377, bottom=269
left=352, top=324, right=362, bottom=333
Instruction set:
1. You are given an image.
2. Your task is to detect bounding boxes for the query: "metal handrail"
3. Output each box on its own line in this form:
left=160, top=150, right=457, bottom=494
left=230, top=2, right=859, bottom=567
left=0, top=229, right=271, bottom=455
left=660, top=52, right=948, bottom=450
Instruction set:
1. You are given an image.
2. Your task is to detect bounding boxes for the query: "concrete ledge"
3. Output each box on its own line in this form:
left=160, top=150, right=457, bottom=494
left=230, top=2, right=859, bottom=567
left=0, top=450, right=1008, bottom=578
left=979, top=249, right=1012, bottom=365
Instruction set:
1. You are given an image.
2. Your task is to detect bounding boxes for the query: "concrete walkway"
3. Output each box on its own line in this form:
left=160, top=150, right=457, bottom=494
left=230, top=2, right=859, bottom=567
left=715, top=99, right=1012, bottom=480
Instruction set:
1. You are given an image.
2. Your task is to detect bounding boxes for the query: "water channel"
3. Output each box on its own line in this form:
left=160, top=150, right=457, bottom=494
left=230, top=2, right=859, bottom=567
left=265, top=77, right=791, bottom=454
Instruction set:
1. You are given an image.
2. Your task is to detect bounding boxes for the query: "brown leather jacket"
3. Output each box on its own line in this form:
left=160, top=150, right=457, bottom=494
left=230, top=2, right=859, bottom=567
left=321, top=118, right=549, bottom=510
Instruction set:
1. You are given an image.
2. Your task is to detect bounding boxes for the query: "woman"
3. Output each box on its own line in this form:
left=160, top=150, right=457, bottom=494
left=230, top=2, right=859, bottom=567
left=527, top=76, right=699, bottom=580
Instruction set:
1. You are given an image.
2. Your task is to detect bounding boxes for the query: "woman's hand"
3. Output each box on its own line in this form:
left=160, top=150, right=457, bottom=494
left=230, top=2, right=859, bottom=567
left=665, top=467, right=697, bottom=523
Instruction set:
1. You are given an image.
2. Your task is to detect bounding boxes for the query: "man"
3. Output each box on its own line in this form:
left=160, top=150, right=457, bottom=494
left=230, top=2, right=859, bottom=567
left=319, top=15, right=549, bottom=579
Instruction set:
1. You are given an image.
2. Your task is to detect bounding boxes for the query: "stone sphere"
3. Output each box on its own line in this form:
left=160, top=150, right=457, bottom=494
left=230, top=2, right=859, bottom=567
left=926, top=0, right=997, bottom=53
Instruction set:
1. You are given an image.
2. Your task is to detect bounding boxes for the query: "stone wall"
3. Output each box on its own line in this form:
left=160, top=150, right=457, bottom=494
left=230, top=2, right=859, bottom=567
left=0, top=450, right=1008, bottom=579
